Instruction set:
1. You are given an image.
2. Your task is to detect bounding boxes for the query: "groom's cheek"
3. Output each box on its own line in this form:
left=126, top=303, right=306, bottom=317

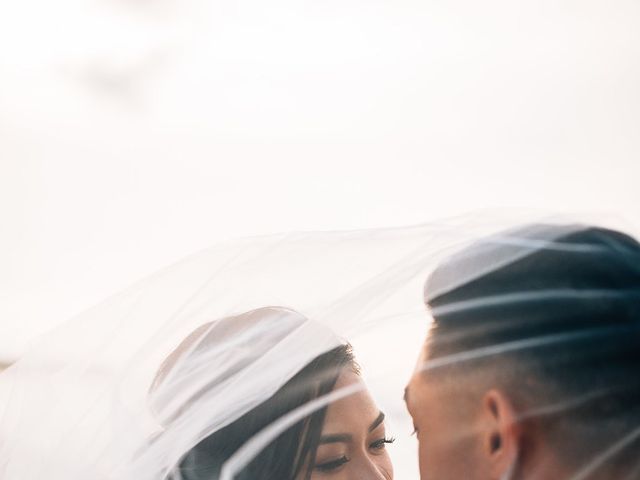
left=417, top=433, right=452, bottom=480
left=417, top=437, right=429, bottom=480
left=417, top=433, right=450, bottom=480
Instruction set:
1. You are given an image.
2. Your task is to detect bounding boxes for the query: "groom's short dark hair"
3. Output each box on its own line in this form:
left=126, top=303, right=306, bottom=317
left=423, top=224, right=640, bottom=461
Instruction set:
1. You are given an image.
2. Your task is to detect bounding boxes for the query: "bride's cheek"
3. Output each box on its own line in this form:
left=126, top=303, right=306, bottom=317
left=308, top=468, right=340, bottom=479
left=377, top=452, right=393, bottom=479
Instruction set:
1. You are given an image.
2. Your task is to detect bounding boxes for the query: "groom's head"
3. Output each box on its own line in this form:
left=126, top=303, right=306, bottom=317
left=405, top=224, right=640, bottom=480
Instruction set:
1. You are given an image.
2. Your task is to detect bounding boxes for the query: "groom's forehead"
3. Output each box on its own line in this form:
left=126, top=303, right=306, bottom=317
left=403, top=382, right=418, bottom=412
left=405, top=349, right=431, bottom=405
left=404, top=372, right=441, bottom=421
left=411, top=339, right=433, bottom=376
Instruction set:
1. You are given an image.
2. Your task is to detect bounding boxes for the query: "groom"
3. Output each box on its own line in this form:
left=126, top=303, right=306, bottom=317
left=405, top=224, right=640, bottom=479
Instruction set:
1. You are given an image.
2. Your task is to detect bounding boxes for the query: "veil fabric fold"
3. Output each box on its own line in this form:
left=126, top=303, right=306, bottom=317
left=0, top=212, right=637, bottom=479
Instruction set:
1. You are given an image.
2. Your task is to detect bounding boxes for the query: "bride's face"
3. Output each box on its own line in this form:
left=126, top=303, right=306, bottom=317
left=306, top=370, right=394, bottom=479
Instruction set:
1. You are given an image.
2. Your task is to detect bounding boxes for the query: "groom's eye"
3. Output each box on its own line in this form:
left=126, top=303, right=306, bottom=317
left=314, top=456, right=349, bottom=472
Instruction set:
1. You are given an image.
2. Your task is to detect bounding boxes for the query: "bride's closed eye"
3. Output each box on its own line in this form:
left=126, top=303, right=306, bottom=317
left=313, top=408, right=393, bottom=477
left=370, top=436, right=395, bottom=451
left=315, top=455, right=350, bottom=472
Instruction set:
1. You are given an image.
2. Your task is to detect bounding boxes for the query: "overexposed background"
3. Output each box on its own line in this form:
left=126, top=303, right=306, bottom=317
left=1, top=0, right=639, bottom=367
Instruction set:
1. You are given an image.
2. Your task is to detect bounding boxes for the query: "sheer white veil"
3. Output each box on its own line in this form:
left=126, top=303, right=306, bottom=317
left=1, top=212, right=638, bottom=479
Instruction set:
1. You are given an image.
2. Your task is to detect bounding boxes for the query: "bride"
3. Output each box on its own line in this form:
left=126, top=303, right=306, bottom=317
left=150, top=307, right=394, bottom=480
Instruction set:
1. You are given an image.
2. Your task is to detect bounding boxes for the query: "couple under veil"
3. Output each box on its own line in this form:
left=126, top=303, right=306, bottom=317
left=1, top=213, right=639, bottom=479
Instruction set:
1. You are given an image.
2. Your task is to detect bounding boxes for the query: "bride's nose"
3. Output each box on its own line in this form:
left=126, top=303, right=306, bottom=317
left=355, top=455, right=392, bottom=480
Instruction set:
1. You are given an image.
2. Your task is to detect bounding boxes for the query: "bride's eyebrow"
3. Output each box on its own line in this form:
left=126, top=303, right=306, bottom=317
left=319, top=412, right=386, bottom=444
left=368, top=411, right=385, bottom=432
left=320, top=433, right=351, bottom=444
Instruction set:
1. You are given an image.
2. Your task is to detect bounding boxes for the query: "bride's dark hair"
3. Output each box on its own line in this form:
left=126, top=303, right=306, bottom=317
left=155, top=310, right=358, bottom=480
left=173, top=344, right=356, bottom=480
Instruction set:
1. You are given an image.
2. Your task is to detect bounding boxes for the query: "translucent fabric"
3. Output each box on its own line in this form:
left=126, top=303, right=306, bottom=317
left=0, top=213, right=638, bottom=479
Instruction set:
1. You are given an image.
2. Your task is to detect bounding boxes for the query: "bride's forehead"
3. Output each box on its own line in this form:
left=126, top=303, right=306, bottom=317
left=334, top=368, right=362, bottom=387
left=324, top=370, right=377, bottom=415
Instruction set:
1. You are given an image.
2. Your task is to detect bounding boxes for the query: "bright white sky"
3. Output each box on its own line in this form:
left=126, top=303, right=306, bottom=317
left=1, top=0, right=640, bottom=363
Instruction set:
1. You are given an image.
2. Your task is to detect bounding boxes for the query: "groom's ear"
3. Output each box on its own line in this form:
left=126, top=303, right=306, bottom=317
left=480, top=389, right=521, bottom=480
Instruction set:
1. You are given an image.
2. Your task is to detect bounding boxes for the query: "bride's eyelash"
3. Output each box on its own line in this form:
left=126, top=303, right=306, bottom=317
left=314, top=456, right=349, bottom=472
left=411, top=427, right=418, bottom=436
left=370, top=436, right=395, bottom=449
